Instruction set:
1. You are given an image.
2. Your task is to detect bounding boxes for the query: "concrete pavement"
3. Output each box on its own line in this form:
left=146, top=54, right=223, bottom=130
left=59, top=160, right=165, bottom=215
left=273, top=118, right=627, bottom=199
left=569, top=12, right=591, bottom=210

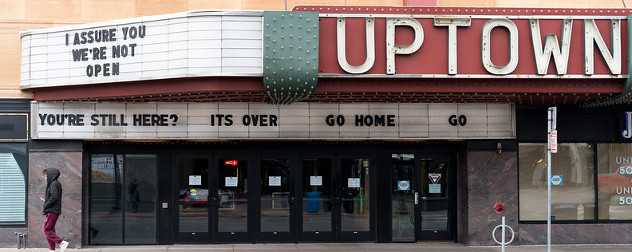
left=2, top=243, right=632, bottom=252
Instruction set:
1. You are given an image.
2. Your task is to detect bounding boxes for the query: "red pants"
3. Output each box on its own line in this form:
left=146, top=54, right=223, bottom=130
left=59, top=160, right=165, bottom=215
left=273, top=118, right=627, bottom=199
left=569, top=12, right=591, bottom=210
left=42, top=212, right=63, bottom=250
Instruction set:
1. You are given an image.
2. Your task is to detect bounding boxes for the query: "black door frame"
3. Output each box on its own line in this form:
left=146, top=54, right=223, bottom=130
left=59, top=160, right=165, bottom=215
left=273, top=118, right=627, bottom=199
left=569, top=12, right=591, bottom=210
left=174, top=153, right=257, bottom=244
left=337, top=153, right=376, bottom=242
left=254, top=152, right=297, bottom=243
left=173, top=154, right=213, bottom=243
left=213, top=153, right=255, bottom=243
left=297, top=154, right=337, bottom=242
left=414, top=152, right=457, bottom=241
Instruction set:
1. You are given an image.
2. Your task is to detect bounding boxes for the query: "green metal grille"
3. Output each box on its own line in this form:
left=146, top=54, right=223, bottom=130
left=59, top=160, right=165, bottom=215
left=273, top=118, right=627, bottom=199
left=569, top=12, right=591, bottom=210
left=263, top=11, right=319, bottom=104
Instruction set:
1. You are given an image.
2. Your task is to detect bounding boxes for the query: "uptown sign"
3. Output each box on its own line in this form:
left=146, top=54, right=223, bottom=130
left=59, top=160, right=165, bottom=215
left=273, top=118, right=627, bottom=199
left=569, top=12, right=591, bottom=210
left=313, top=7, right=629, bottom=78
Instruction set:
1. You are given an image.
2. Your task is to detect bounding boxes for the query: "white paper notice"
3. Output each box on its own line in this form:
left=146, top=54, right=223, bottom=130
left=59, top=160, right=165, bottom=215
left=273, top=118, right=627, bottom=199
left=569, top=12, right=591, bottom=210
left=225, top=177, right=238, bottom=187
left=269, top=176, right=281, bottom=186
left=310, top=176, right=323, bottom=186
left=348, top=178, right=360, bottom=188
left=189, top=175, right=201, bottom=186
left=429, top=184, right=441, bottom=194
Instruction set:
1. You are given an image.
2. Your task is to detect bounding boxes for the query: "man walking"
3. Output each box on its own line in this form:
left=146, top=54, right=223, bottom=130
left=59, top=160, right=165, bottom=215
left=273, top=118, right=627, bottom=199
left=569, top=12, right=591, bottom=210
left=43, top=168, right=69, bottom=252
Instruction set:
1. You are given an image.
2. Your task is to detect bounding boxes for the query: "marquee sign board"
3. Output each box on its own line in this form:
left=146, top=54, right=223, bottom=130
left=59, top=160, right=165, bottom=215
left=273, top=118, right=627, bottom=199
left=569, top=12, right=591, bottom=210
left=31, top=102, right=514, bottom=140
left=309, top=6, right=630, bottom=78
left=20, top=7, right=631, bottom=91
left=20, top=11, right=265, bottom=89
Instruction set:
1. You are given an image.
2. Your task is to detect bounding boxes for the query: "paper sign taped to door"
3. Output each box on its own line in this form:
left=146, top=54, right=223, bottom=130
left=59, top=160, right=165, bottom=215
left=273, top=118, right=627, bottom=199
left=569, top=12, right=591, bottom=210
left=429, top=184, right=441, bottom=194
left=310, top=176, right=323, bottom=186
left=348, top=178, right=361, bottom=188
left=269, top=176, right=281, bottom=186
left=225, top=177, right=238, bottom=187
left=189, top=175, right=202, bottom=186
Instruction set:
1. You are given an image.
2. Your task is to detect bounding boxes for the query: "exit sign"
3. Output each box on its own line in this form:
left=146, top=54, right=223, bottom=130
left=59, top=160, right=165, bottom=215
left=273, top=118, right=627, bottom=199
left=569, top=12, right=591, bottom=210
left=224, top=160, right=239, bottom=166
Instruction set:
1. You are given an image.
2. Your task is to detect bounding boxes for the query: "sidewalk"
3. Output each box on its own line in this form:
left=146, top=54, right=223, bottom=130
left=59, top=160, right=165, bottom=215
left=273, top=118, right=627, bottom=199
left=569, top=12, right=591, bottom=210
left=3, top=243, right=632, bottom=252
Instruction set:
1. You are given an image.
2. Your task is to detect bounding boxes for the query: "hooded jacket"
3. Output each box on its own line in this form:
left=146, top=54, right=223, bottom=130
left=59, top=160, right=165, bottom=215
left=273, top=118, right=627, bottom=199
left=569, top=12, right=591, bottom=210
left=43, top=168, right=62, bottom=215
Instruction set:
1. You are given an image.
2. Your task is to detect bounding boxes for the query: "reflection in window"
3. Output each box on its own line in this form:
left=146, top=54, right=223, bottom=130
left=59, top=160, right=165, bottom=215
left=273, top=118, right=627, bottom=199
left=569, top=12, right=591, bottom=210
left=0, top=144, right=27, bottom=225
left=340, top=158, right=370, bottom=232
left=519, top=143, right=595, bottom=221
left=178, top=158, right=209, bottom=233
left=89, top=154, right=122, bottom=244
left=218, top=159, right=248, bottom=233
left=598, top=144, right=632, bottom=220
left=260, top=158, right=291, bottom=232
left=303, top=159, right=332, bottom=233
left=391, top=154, right=414, bottom=242
left=124, top=155, right=157, bottom=244
left=90, top=154, right=157, bottom=244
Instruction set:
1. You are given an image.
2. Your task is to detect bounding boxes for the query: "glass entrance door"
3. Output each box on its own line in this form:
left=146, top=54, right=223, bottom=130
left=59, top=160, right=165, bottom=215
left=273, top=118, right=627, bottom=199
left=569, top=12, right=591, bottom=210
left=175, top=156, right=252, bottom=244
left=258, top=157, right=294, bottom=242
left=299, top=158, right=334, bottom=241
left=419, top=158, right=451, bottom=240
left=298, top=156, right=373, bottom=242
left=391, top=154, right=415, bottom=242
left=339, top=157, right=372, bottom=241
left=176, top=157, right=211, bottom=243
left=215, top=157, right=250, bottom=243
left=390, top=154, right=454, bottom=242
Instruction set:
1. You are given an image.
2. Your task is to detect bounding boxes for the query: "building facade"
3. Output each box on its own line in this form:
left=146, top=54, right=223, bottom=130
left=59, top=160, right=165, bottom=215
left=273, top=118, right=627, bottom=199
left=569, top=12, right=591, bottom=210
left=3, top=2, right=632, bottom=249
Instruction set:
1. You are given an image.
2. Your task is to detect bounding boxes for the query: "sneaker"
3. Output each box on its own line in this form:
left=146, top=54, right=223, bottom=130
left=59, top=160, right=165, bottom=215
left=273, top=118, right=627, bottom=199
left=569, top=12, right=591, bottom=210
left=60, top=240, right=69, bottom=252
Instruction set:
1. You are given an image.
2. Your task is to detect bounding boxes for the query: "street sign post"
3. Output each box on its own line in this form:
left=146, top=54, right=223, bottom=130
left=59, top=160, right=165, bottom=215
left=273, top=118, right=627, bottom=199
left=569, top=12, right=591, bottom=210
left=547, top=107, right=557, bottom=252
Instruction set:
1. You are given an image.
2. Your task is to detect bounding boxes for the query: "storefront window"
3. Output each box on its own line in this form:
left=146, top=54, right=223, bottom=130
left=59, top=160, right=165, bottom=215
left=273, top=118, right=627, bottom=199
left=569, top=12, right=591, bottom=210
left=89, top=154, right=157, bottom=244
left=597, top=143, right=632, bottom=220
left=519, top=143, right=595, bottom=221
left=0, top=144, right=27, bottom=225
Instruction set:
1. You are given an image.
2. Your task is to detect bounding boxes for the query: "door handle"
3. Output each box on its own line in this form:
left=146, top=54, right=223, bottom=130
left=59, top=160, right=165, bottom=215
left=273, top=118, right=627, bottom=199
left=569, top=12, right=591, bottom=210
left=210, top=194, right=219, bottom=206
left=289, top=196, right=295, bottom=205
left=414, top=192, right=419, bottom=205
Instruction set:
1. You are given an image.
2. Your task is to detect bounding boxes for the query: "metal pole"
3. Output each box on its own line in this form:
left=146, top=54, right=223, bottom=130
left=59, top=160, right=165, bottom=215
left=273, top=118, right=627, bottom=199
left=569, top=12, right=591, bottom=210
left=14, top=232, right=20, bottom=249
left=547, top=107, right=555, bottom=252
left=502, top=216, right=506, bottom=252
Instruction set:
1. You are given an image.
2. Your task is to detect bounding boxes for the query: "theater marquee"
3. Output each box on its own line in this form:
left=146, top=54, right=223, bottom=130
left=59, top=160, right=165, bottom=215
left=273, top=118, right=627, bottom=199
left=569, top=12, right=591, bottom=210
left=31, top=102, right=514, bottom=140
left=20, top=8, right=630, bottom=90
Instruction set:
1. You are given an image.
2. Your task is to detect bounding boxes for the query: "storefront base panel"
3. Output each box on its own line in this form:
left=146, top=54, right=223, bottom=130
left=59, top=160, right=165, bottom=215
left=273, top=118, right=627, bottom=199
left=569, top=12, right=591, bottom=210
left=466, top=150, right=518, bottom=246
left=27, top=151, right=83, bottom=249
left=0, top=228, right=28, bottom=248
left=518, top=224, right=632, bottom=244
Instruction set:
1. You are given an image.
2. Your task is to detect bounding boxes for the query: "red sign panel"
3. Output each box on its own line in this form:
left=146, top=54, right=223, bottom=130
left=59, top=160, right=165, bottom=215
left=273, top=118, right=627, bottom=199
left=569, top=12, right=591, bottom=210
left=550, top=129, right=558, bottom=153
left=301, top=6, right=629, bottom=77
left=224, top=160, right=239, bottom=166
left=494, top=202, right=505, bottom=213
